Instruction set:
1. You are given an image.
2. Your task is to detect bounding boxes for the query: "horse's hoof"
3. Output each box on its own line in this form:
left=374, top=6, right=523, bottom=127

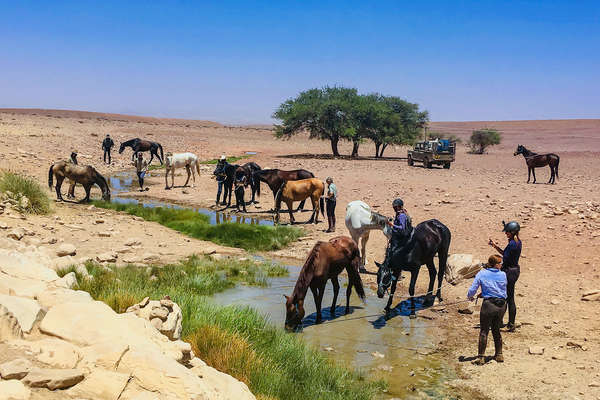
left=409, top=314, right=417, bottom=319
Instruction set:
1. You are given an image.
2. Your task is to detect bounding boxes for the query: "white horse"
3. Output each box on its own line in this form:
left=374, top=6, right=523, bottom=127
left=345, top=200, right=391, bottom=268
left=165, top=152, right=200, bottom=189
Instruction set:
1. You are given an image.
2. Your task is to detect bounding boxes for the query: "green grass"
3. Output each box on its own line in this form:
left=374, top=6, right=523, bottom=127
left=92, top=200, right=302, bottom=251
left=62, top=257, right=385, bottom=400
left=201, top=155, right=250, bottom=165
left=147, top=164, right=165, bottom=171
left=0, top=171, right=51, bottom=214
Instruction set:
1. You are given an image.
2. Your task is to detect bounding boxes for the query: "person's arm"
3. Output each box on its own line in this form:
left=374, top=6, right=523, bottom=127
left=389, top=213, right=406, bottom=231
left=467, top=273, right=481, bottom=300
left=488, top=238, right=504, bottom=255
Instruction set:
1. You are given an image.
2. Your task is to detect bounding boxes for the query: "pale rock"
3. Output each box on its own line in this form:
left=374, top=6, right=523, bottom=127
left=22, top=367, right=84, bottom=390
left=189, top=363, right=255, bottom=400
left=124, top=238, right=142, bottom=246
left=98, top=231, right=112, bottom=237
left=0, top=380, right=31, bottom=400
left=0, top=273, right=47, bottom=298
left=371, top=351, right=385, bottom=358
left=56, top=243, right=77, bottom=257
left=0, top=295, right=44, bottom=334
left=0, top=304, right=23, bottom=341
left=96, top=252, right=117, bottom=263
left=48, top=255, right=76, bottom=271
left=445, top=254, right=481, bottom=284
left=143, top=253, right=160, bottom=262
left=7, top=228, right=25, bottom=241
left=529, top=346, right=544, bottom=355
left=116, top=247, right=133, bottom=254
left=150, top=318, right=162, bottom=329
left=55, top=271, right=77, bottom=289
left=79, top=340, right=130, bottom=370
left=66, top=369, right=130, bottom=400
left=9, top=338, right=81, bottom=368
left=0, top=250, right=59, bottom=282
left=35, top=288, right=92, bottom=309
left=0, top=221, right=8, bottom=229
left=0, top=358, right=32, bottom=380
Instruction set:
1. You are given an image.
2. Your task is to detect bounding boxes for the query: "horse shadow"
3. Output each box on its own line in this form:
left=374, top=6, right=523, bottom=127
left=369, top=295, right=434, bottom=329
left=299, top=305, right=364, bottom=330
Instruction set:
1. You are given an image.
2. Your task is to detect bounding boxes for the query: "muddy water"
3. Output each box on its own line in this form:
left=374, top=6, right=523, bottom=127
left=213, top=266, right=456, bottom=399
left=108, top=171, right=456, bottom=398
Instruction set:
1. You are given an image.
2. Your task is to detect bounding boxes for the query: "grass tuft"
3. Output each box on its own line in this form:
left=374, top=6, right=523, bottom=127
left=0, top=171, right=51, bottom=214
left=70, top=257, right=385, bottom=400
left=92, top=200, right=302, bottom=251
left=201, top=155, right=250, bottom=165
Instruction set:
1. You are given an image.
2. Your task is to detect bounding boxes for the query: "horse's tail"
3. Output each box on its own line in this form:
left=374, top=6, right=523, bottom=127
left=319, top=196, right=325, bottom=217
left=347, top=248, right=366, bottom=302
left=157, top=143, right=164, bottom=162
left=255, top=174, right=260, bottom=197
left=555, top=155, right=559, bottom=180
left=48, top=164, right=54, bottom=189
left=195, top=159, right=200, bottom=176
left=436, top=221, right=451, bottom=287
left=274, top=181, right=286, bottom=211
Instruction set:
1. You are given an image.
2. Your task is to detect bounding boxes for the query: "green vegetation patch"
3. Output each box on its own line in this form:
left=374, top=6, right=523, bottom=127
left=201, top=155, right=250, bottom=165
left=62, top=257, right=385, bottom=400
left=0, top=171, right=51, bottom=214
left=92, top=200, right=302, bottom=251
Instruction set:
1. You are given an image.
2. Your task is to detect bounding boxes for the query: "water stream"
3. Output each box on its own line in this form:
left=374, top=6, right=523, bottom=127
left=107, top=171, right=456, bottom=399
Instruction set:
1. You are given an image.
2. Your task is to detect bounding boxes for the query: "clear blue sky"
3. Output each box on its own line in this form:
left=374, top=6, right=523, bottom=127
left=1, top=1, right=598, bottom=124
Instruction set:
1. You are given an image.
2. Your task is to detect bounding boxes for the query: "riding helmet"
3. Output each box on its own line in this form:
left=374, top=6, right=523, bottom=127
left=392, top=198, right=404, bottom=208
left=502, top=220, right=520, bottom=233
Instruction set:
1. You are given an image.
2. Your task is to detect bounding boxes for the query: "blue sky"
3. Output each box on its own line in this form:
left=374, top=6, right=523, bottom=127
left=1, top=1, right=598, bottom=123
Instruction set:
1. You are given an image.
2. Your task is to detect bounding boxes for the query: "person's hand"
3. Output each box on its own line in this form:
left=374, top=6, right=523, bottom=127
left=488, top=238, right=496, bottom=247
left=387, top=221, right=394, bottom=227
left=468, top=296, right=475, bottom=302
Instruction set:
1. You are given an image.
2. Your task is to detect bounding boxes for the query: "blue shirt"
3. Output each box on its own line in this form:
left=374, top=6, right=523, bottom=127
left=467, top=268, right=507, bottom=299
left=503, top=239, right=522, bottom=268
left=391, top=212, right=407, bottom=234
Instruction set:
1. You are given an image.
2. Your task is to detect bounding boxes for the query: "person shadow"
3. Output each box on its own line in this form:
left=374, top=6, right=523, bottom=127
left=369, top=295, right=434, bottom=329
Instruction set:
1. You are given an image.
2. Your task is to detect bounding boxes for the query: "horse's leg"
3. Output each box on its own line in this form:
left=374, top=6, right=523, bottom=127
left=67, top=181, right=76, bottom=199
left=307, top=196, right=317, bottom=223
left=425, top=261, right=436, bottom=304
left=527, top=167, right=531, bottom=183
left=287, top=200, right=295, bottom=224
left=384, top=277, right=398, bottom=314
left=409, top=270, right=419, bottom=319
left=330, top=276, right=339, bottom=316
left=164, top=168, right=170, bottom=189
left=549, top=165, right=554, bottom=184
left=190, top=164, right=196, bottom=187
left=532, top=167, right=537, bottom=184
left=148, top=151, right=154, bottom=165
left=345, top=276, right=353, bottom=314
left=55, top=177, right=64, bottom=201
left=361, top=231, right=370, bottom=267
left=183, top=165, right=191, bottom=187
left=315, top=284, right=325, bottom=324
left=81, top=184, right=91, bottom=203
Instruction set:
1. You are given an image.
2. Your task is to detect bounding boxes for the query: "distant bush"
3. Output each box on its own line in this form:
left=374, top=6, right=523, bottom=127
left=0, top=171, right=51, bottom=214
left=468, top=128, right=502, bottom=154
left=429, top=131, right=462, bottom=143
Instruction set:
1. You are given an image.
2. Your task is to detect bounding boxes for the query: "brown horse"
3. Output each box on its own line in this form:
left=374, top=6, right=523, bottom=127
left=119, top=138, right=164, bottom=165
left=274, top=178, right=324, bottom=224
left=234, top=162, right=262, bottom=204
left=514, top=144, right=560, bottom=184
left=252, top=168, right=314, bottom=211
left=284, top=236, right=366, bottom=331
left=48, top=161, right=111, bottom=202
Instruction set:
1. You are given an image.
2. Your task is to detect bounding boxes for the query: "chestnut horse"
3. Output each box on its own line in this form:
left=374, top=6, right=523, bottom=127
left=274, top=178, right=324, bottom=224
left=284, top=236, right=366, bottom=331
left=119, top=138, right=164, bottom=165
left=514, top=144, right=560, bottom=184
left=252, top=168, right=314, bottom=211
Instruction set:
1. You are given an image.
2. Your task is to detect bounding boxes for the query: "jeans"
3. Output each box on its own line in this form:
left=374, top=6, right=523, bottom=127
left=216, top=181, right=224, bottom=203
left=103, top=149, right=111, bottom=164
left=137, top=171, right=145, bottom=189
left=479, top=298, right=507, bottom=356
left=503, top=266, right=520, bottom=327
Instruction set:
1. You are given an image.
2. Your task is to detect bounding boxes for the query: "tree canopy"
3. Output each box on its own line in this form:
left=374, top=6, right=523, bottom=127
left=468, top=128, right=502, bottom=154
left=273, top=86, right=428, bottom=157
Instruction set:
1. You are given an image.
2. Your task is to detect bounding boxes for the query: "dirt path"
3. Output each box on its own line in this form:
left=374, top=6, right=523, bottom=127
left=1, top=109, right=599, bottom=399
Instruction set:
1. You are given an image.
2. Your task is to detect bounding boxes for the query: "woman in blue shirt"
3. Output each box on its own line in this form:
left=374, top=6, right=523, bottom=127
left=467, top=254, right=507, bottom=365
left=489, top=220, right=522, bottom=332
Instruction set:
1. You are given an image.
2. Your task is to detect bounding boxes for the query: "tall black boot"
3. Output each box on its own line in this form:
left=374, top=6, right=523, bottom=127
left=326, top=215, right=333, bottom=233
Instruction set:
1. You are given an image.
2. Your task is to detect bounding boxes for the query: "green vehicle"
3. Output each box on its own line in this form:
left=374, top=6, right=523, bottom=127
left=407, top=139, right=456, bottom=169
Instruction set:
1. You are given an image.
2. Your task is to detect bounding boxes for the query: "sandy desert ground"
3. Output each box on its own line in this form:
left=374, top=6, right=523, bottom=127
left=1, top=108, right=599, bottom=399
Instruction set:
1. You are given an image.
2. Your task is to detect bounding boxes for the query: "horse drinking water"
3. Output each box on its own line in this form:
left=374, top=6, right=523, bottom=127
left=284, top=236, right=366, bottom=331
left=119, top=138, right=164, bottom=165
left=376, top=219, right=451, bottom=318
left=514, top=144, right=560, bottom=184
left=48, top=161, right=111, bottom=202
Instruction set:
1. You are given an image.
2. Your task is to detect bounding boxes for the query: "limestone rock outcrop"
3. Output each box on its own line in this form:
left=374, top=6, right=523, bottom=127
left=126, top=296, right=183, bottom=340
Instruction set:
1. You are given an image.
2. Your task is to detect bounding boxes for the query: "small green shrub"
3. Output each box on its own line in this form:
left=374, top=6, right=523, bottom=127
left=468, top=128, right=501, bottom=154
left=0, top=171, right=51, bottom=214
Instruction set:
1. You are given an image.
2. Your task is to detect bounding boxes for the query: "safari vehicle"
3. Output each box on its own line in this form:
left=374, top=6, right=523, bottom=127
left=407, top=139, right=456, bottom=169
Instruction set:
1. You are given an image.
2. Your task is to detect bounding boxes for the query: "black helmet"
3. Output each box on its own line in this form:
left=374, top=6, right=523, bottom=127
left=392, top=198, right=404, bottom=208
left=502, top=220, right=520, bottom=233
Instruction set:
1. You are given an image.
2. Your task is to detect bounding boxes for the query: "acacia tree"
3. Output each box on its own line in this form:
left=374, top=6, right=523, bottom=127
left=374, top=96, right=428, bottom=157
left=273, top=86, right=358, bottom=157
left=468, top=128, right=502, bottom=154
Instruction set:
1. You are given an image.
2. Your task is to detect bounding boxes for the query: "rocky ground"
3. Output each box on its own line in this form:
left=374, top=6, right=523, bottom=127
left=1, top=109, right=600, bottom=399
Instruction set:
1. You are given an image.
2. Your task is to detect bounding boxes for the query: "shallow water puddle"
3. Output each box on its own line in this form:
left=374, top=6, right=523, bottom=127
left=213, top=266, right=456, bottom=399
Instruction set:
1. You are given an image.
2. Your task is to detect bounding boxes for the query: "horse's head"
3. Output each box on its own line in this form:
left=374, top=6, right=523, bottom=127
left=102, top=188, right=111, bottom=202
left=284, top=295, right=304, bottom=332
left=118, top=142, right=126, bottom=154
left=514, top=144, right=524, bottom=156
left=375, top=261, right=393, bottom=298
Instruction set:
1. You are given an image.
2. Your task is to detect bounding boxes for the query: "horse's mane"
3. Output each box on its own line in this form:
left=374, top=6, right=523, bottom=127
left=93, top=169, right=110, bottom=194
left=292, top=242, right=322, bottom=302
left=371, top=211, right=388, bottom=226
left=122, top=138, right=139, bottom=146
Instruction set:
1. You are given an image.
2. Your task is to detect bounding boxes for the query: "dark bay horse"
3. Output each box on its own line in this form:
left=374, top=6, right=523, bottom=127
left=234, top=162, right=262, bottom=204
left=375, top=219, right=451, bottom=318
left=48, top=161, right=111, bottom=202
left=514, top=144, right=560, bottom=184
left=213, top=160, right=239, bottom=206
left=252, top=169, right=314, bottom=211
left=284, top=236, right=366, bottom=331
left=275, top=178, right=325, bottom=224
left=119, top=138, right=164, bottom=165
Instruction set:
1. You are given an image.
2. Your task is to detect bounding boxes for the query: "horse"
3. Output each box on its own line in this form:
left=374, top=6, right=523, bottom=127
left=164, top=152, right=200, bottom=189
left=48, top=161, right=111, bottom=203
left=514, top=144, right=560, bottom=184
left=252, top=169, right=314, bottom=211
left=375, top=219, right=451, bottom=318
left=234, top=162, right=262, bottom=204
left=274, top=178, right=324, bottom=224
left=345, top=200, right=392, bottom=268
left=284, top=236, right=366, bottom=331
left=213, top=160, right=239, bottom=206
left=119, top=138, right=164, bottom=165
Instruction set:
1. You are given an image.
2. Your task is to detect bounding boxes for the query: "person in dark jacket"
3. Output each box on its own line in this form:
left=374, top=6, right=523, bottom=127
left=102, top=134, right=115, bottom=164
left=468, top=254, right=507, bottom=365
left=489, top=220, right=522, bottom=332
left=381, top=198, right=413, bottom=265
left=325, top=177, right=337, bottom=232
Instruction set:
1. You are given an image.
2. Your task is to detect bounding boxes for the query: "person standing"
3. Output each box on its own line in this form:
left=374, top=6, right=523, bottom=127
left=215, top=154, right=227, bottom=205
left=325, top=177, right=337, bottom=232
left=102, top=134, right=115, bottom=164
left=467, top=254, right=507, bottom=365
left=489, top=220, right=522, bottom=332
left=134, top=152, right=148, bottom=191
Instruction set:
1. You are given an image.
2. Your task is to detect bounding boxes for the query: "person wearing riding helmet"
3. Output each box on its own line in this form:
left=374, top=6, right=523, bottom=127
left=382, top=198, right=412, bottom=263
left=325, top=177, right=337, bottom=233
left=489, top=220, right=522, bottom=332
left=215, top=154, right=227, bottom=205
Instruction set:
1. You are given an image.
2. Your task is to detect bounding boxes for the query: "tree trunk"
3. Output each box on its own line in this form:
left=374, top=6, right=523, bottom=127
left=351, top=141, right=359, bottom=158
left=380, top=144, right=388, bottom=158
left=374, top=142, right=381, bottom=158
left=330, top=135, right=340, bottom=157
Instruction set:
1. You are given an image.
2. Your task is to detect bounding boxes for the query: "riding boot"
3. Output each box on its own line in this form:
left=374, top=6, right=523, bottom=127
left=331, top=215, right=336, bottom=232
left=326, top=216, right=333, bottom=233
